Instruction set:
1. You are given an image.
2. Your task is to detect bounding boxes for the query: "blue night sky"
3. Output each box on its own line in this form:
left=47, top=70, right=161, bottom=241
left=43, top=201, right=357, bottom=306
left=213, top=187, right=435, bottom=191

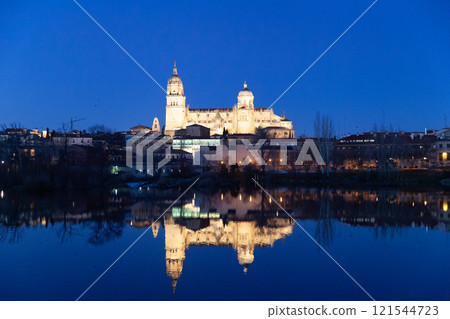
left=1, top=0, right=449, bottom=135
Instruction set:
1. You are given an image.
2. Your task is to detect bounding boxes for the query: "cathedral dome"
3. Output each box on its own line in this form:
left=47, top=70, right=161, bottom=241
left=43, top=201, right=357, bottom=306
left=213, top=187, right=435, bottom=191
left=238, top=81, right=253, bottom=97
left=237, top=81, right=254, bottom=108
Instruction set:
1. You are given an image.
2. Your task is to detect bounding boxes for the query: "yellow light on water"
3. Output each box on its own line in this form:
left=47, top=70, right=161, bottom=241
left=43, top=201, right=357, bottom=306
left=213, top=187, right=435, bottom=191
left=443, top=202, right=448, bottom=212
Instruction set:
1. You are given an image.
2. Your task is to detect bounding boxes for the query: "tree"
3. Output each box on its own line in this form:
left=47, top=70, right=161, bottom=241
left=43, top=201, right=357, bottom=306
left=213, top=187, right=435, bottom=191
left=314, top=112, right=335, bottom=175
left=88, top=124, right=111, bottom=134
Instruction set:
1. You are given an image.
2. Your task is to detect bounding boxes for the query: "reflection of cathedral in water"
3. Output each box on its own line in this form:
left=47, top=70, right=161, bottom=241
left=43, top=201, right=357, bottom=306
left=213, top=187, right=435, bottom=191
left=163, top=213, right=293, bottom=291
left=1, top=186, right=448, bottom=291
left=128, top=191, right=295, bottom=291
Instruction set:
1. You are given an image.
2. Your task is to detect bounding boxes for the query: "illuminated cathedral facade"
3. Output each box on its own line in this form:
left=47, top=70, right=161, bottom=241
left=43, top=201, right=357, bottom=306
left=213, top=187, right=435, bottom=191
left=164, top=63, right=294, bottom=137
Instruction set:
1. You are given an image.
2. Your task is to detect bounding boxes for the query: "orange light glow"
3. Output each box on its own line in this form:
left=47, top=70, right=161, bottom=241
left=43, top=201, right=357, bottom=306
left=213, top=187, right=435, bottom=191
left=444, top=202, right=448, bottom=212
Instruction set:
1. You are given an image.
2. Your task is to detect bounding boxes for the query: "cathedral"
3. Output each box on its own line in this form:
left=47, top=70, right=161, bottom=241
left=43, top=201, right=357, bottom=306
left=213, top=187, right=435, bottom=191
left=164, top=63, right=294, bottom=137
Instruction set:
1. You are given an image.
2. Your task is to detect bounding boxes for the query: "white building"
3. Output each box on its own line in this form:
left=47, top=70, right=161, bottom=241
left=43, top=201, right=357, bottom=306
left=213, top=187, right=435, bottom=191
left=164, top=63, right=294, bottom=137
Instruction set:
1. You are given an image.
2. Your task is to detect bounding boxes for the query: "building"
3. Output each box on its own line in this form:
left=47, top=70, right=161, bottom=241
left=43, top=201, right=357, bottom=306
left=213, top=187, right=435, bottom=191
left=130, top=125, right=152, bottom=134
left=164, top=62, right=293, bottom=137
left=432, top=128, right=449, bottom=167
left=52, top=132, right=93, bottom=147
left=164, top=212, right=293, bottom=291
left=334, top=131, right=438, bottom=170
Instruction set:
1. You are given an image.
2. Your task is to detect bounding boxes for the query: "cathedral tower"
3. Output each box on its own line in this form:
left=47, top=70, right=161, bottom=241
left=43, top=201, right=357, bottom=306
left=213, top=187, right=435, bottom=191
left=165, top=61, right=186, bottom=137
left=165, top=215, right=186, bottom=293
left=236, top=82, right=255, bottom=134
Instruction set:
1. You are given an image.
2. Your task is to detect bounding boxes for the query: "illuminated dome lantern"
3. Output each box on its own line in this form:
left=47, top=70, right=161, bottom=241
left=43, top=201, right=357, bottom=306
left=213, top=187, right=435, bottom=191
left=237, top=81, right=254, bottom=108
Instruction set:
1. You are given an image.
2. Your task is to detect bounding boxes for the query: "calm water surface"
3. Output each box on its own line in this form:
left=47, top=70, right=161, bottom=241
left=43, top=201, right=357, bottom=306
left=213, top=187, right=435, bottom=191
left=0, top=187, right=449, bottom=301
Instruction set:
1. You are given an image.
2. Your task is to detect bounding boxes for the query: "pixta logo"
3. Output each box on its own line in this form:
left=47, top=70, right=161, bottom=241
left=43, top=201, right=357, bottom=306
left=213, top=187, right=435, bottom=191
left=127, top=134, right=325, bottom=176
left=126, top=132, right=171, bottom=176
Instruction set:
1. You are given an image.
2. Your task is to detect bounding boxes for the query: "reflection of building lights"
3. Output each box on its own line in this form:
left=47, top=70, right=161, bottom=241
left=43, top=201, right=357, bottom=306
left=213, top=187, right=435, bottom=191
left=412, top=202, right=415, bottom=207
left=280, top=197, right=283, bottom=203
left=221, top=193, right=224, bottom=200
left=443, top=152, right=448, bottom=161
left=249, top=195, right=252, bottom=202
left=424, top=201, right=427, bottom=206
left=239, top=194, right=242, bottom=201
left=0, top=190, right=3, bottom=199
left=269, top=197, right=272, bottom=203
left=444, top=202, right=448, bottom=212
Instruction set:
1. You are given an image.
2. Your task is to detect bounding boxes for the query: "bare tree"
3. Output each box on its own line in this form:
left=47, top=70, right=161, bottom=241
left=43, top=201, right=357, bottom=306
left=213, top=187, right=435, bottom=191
left=1, top=122, right=23, bottom=130
left=314, top=112, right=335, bottom=175
left=88, top=124, right=111, bottom=134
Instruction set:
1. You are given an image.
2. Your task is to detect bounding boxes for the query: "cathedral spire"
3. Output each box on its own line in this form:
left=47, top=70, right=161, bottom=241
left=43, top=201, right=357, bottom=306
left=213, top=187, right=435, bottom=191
left=173, top=60, right=178, bottom=76
left=172, top=279, right=178, bottom=294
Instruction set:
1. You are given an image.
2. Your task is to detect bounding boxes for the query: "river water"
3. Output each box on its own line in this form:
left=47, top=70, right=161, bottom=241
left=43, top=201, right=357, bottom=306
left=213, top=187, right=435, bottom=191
left=0, top=187, right=449, bottom=300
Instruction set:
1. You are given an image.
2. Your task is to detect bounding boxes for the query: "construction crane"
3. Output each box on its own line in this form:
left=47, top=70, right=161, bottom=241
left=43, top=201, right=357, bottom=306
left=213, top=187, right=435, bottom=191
left=66, top=117, right=86, bottom=131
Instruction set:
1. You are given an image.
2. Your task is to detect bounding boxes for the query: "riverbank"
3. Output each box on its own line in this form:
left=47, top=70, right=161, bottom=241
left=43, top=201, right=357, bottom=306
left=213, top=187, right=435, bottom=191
left=1, top=167, right=449, bottom=193
left=123, top=169, right=450, bottom=193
